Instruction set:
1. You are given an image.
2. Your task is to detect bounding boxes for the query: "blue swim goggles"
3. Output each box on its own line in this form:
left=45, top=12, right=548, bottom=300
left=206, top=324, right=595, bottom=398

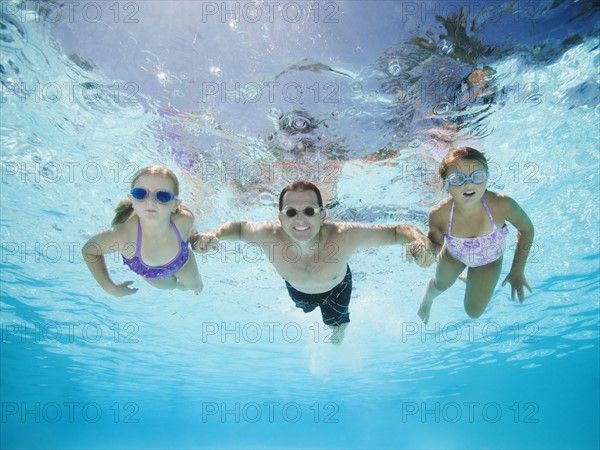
left=443, top=169, right=488, bottom=192
left=130, top=187, right=177, bottom=203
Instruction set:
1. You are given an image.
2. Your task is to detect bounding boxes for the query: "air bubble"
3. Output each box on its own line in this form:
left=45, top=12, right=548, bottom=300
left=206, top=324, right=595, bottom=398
left=437, top=39, right=454, bottom=55
left=433, top=102, right=453, bottom=115
left=288, top=114, right=311, bottom=131
left=268, top=107, right=283, bottom=121
left=388, top=60, right=402, bottom=76
left=259, top=192, right=276, bottom=205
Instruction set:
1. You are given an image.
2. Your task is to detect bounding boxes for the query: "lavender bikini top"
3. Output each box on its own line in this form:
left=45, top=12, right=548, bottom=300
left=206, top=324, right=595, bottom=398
left=122, top=219, right=189, bottom=279
left=445, top=197, right=509, bottom=268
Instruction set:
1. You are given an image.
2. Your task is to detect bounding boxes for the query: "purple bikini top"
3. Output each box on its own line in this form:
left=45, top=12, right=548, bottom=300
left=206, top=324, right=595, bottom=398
left=122, top=219, right=189, bottom=280
left=445, top=197, right=509, bottom=268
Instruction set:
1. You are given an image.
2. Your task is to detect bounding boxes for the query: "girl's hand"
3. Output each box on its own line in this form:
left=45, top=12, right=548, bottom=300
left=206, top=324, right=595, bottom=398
left=108, top=281, right=138, bottom=297
left=502, top=272, right=532, bottom=303
left=407, top=237, right=436, bottom=268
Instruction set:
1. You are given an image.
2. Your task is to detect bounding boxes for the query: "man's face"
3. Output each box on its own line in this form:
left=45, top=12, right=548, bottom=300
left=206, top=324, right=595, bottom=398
left=279, top=190, right=325, bottom=243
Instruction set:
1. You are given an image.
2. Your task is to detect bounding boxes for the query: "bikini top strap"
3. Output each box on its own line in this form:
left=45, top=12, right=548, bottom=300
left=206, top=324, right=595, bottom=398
left=448, top=202, right=455, bottom=235
left=481, top=197, right=497, bottom=230
left=134, top=218, right=143, bottom=257
left=170, top=219, right=185, bottom=244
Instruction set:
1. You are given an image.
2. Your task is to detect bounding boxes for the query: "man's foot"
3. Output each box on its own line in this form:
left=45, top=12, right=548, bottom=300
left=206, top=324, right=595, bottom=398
left=328, top=322, right=348, bottom=344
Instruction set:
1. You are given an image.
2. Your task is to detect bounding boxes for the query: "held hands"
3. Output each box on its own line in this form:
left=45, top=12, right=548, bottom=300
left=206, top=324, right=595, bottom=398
left=191, top=233, right=220, bottom=253
left=406, top=237, right=437, bottom=268
left=502, top=271, right=532, bottom=303
left=108, top=280, right=138, bottom=297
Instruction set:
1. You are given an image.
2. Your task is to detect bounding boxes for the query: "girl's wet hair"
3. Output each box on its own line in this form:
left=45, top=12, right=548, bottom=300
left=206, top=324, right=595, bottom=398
left=439, top=147, right=489, bottom=180
left=278, top=180, right=323, bottom=211
left=112, top=166, right=182, bottom=226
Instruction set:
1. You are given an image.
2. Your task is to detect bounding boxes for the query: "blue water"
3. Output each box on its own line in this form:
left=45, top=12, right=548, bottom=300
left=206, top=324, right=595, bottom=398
left=1, top=1, right=599, bottom=449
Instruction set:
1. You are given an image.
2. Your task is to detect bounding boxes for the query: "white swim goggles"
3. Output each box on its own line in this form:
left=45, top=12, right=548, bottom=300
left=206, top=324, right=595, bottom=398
left=443, top=169, right=488, bottom=192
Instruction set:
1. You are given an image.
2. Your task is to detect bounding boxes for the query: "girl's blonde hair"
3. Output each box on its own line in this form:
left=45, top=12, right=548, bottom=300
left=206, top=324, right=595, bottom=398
left=112, top=166, right=186, bottom=226
left=439, top=147, right=489, bottom=180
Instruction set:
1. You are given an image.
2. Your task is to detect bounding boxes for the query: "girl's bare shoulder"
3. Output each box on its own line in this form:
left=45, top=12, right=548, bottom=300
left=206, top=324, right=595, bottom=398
left=485, top=190, right=516, bottom=213
left=172, top=207, right=195, bottom=236
left=87, top=216, right=137, bottom=252
left=429, top=198, right=452, bottom=222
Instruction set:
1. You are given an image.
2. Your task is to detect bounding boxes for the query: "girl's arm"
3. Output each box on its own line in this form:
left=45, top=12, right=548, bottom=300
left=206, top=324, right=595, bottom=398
left=427, top=207, right=447, bottom=251
left=501, top=196, right=535, bottom=302
left=409, top=208, right=446, bottom=268
left=82, top=227, right=138, bottom=297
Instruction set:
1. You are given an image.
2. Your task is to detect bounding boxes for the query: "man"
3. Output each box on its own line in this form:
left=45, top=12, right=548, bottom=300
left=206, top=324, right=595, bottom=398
left=192, top=181, right=433, bottom=342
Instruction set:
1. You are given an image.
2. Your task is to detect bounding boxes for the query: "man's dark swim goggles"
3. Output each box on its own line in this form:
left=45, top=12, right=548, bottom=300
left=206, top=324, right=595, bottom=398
left=130, top=187, right=177, bottom=203
left=282, top=207, right=321, bottom=218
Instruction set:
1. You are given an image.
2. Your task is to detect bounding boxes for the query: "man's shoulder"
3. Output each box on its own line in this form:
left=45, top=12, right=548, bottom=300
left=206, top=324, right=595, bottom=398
left=321, top=221, right=347, bottom=234
left=244, top=220, right=283, bottom=238
left=320, top=221, right=367, bottom=242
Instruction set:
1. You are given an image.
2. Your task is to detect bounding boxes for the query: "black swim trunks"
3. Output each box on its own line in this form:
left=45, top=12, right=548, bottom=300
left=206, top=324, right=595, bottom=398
left=285, top=265, right=352, bottom=326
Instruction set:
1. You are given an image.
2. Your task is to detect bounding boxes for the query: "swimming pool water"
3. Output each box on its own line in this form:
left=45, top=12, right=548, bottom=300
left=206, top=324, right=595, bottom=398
left=1, top=1, right=599, bottom=449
